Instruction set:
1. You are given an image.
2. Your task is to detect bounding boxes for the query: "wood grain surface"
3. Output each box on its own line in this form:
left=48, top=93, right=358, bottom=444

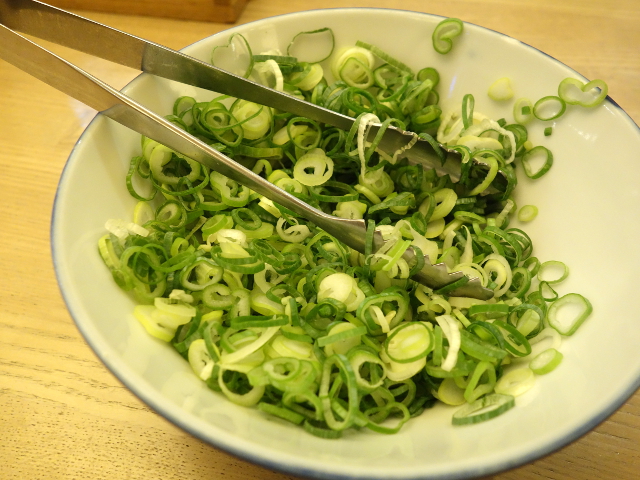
left=45, top=0, right=249, bottom=23
left=1, top=1, right=639, bottom=479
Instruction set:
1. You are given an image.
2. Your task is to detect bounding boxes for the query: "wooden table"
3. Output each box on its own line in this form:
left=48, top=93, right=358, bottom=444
left=1, top=1, right=638, bottom=478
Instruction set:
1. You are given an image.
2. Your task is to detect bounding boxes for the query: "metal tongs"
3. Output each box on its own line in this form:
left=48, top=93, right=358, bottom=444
left=0, top=0, right=494, bottom=299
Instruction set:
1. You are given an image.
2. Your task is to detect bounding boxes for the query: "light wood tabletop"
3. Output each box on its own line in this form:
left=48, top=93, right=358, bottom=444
left=1, top=0, right=638, bottom=479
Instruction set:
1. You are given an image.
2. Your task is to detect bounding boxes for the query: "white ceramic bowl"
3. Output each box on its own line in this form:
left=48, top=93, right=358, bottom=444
left=52, top=8, right=640, bottom=480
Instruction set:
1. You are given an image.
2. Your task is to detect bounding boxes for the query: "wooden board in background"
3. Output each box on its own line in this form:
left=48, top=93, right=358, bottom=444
left=45, top=0, right=249, bottom=23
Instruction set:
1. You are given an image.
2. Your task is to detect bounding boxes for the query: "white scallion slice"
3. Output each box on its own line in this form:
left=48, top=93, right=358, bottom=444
left=518, top=205, right=538, bottom=222
left=435, top=315, right=461, bottom=371
left=437, top=378, right=466, bottom=406
left=384, top=322, right=433, bottom=364
left=293, top=148, right=334, bottom=186
left=488, top=77, right=514, bottom=101
left=330, top=46, right=375, bottom=82
left=133, top=201, right=155, bottom=225
left=188, top=339, right=215, bottom=380
left=494, top=368, right=535, bottom=396
left=133, top=305, right=175, bottom=342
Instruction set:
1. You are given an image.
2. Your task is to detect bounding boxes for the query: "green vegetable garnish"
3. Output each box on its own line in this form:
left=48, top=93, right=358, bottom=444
left=99, top=24, right=593, bottom=436
left=432, top=18, right=464, bottom=54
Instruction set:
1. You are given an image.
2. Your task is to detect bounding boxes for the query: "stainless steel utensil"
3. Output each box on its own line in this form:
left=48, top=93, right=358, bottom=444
left=0, top=0, right=494, bottom=299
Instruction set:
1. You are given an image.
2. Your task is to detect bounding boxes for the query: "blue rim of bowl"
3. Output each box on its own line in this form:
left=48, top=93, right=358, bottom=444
left=51, top=7, right=640, bottom=480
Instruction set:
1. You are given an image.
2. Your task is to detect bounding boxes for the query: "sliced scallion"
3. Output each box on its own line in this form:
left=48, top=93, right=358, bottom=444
left=547, top=293, right=593, bottom=336
left=513, top=98, right=534, bottom=124
left=452, top=394, right=515, bottom=425
left=494, top=368, right=535, bottom=396
left=355, top=40, right=414, bottom=75
left=521, top=145, right=553, bottom=179
left=537, top=260, right=569, bottom=285
left=432, top=18, right=464, bottom=55
left=100, top=32, right=594, bottom=437
left=529, top=348, right=564, bottom=374
left=517, top=205, right=538, bottom=222
left=558, top=77, right=608, bottom=108
left=287, top=27, right=335, bottom=63
left=533, top=95, right=566, bottom=121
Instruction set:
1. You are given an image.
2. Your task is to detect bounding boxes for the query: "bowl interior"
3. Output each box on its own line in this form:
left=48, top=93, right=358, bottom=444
left=52, top=8, right=640, bottom=480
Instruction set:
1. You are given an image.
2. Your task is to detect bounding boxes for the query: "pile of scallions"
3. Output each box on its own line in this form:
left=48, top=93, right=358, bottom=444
left=99, top=20, right=599, bottom=437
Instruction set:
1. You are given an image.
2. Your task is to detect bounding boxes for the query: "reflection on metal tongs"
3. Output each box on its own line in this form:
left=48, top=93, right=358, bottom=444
left=0, top=0, right=499, bottom=299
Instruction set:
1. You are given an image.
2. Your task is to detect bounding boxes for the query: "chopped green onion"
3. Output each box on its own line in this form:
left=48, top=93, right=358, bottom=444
left=417, top=67, right=440, bottom=87
left=384, top=322, right=433, bottom=363
left=533, top=95, right=566, bottom=121
left=529, top=348, right=564, bottom=374
left=518, top=205, right=538, bottom=222
left=537, top=260, right=569, bottom=285
left=462, top=94, right=474, bottom=130
left=452, top=394, right=515, bottom=425
left=494, top=368, right=535, bottom=396
left=464, top=361, right=497, bottom=403
left=287, top=28, right=335, bottom=63
left=493, top=320, right=532, bottom=357
left=258, top=402, right=305, bottom=425
left=521, top=145, right=553, bottom=179
left=437, top=378, right=466, bottom=405
left=100, top=32, right=594, bottom=437
left=547, top=293, right=593, bottom=336
left=513, top=98, right=534, bottom=124
left=317, top=325, right=366, bottom=348
left=432, top=18, right=464, bottom=54
left=211, top=33, right=253, bottom=78
left=558, top=77, right=608, bottom=108
left=355, top=40, right=414, bottom=75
